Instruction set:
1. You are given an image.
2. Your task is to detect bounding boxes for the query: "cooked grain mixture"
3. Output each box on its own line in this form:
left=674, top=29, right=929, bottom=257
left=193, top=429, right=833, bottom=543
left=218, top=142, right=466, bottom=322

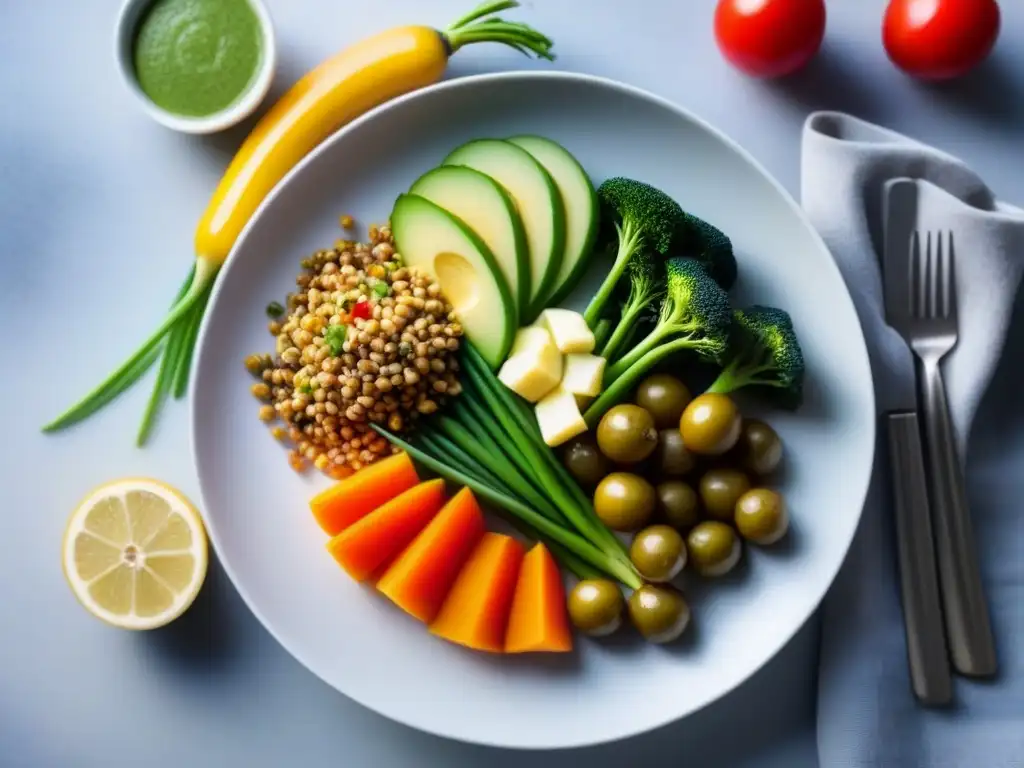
left=246, top=223, right=463, bottom=477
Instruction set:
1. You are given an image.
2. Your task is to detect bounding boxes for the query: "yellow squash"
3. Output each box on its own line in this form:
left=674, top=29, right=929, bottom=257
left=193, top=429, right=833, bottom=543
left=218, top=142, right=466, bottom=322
left=44, top=1, right=553, bottom=444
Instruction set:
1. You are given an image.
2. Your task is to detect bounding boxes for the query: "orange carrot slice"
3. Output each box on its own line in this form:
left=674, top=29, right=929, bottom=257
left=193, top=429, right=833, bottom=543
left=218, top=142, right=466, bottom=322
left=309, top=452, right=420, bottom=536
left=429, top=533, right=524, bottom=653
left=326, top=479, right=445, bottom=581
left=377, top=487, right=486, bottom=624
left=505, top=543, right=573, bottom=653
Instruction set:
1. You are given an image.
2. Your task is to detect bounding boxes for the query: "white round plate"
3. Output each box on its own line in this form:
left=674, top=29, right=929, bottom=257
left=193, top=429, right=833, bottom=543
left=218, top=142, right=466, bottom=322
left=191, top=71, right=875, bottom=750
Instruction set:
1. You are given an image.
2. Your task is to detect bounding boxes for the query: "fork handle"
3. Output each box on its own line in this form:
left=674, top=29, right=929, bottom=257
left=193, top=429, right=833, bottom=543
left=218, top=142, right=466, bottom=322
left=886, top=411, right=953, bottom=704
left=918, top=359, right=998, bottom=677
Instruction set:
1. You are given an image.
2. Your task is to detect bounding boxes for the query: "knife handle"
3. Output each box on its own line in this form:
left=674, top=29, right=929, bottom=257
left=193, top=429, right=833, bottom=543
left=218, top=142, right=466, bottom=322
left=886, top=411, right=953, bottom=705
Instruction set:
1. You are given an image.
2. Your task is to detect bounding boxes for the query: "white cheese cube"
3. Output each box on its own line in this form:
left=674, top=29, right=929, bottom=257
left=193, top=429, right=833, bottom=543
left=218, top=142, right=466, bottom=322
left=560, top=353, right=605, bottom=399
left=498, top=356, right=561, bottom=403
left=534, top=385, right=588, bottom=447
left=508, top=325, right=553, bottom=357
left=538, top=308, right=595, bottom=354
left=497, top=327, right=562, bottom=402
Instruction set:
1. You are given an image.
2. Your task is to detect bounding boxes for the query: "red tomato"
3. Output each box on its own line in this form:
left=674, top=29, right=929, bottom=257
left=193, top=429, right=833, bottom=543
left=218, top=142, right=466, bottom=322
left=714, top=0, right=827, bottom=78
left=883, top=0, right=1000, bottom=81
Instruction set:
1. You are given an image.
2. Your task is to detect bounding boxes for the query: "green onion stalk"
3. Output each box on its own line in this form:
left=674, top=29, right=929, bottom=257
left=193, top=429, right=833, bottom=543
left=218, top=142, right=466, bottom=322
left=42, top=260, right=215, bottom=445
left=376, top=426, right=640, bottom=589
left=373, top=342, right=641, bottom=588
left=459, top=346, right=629, bottom=558
left=416, top=430, right=602, bottom=581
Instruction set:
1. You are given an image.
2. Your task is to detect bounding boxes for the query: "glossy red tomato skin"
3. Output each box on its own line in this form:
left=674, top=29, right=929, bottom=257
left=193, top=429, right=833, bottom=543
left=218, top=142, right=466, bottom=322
left=714, top=0, right=827, bottom=78
left=883, top=0, right=1001, bottom=81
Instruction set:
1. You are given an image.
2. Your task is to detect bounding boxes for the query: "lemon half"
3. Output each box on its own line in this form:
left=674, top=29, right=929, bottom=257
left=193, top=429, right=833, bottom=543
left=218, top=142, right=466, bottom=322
left=62, top=478, right=208, bottom=630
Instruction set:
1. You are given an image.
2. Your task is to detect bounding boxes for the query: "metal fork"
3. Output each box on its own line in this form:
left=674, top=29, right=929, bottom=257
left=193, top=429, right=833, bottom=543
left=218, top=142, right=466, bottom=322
left=905, top=229, right=998, bottom=677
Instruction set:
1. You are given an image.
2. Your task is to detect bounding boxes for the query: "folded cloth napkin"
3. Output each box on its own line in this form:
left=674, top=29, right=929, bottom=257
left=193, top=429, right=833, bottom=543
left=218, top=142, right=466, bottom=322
left=801, top=112, right=1024, bottom=768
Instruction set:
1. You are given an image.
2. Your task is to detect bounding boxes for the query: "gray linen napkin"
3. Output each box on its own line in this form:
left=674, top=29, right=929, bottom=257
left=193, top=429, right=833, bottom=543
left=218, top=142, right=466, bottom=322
left=801, top=112, right=1024, bottom=768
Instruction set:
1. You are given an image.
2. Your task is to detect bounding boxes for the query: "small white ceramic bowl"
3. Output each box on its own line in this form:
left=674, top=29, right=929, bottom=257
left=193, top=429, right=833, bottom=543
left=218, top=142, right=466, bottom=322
left=114, top=0, right=277, bottom=134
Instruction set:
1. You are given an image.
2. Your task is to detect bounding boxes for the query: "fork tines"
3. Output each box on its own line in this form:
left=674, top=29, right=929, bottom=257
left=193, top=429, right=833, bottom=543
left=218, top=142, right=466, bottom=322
left=910, top=231, right=958, bottom=323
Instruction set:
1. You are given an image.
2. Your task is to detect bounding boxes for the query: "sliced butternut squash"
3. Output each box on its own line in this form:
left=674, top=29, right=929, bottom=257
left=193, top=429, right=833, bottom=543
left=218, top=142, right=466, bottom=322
left=309, top=452, right=420, bottom=536
left=326, top=479, right=445, bottom=582
left=429, top=533, right=524, bottom=653
left=505, top=543, right=573, bottom=653
left=377, top=488, right=486, bottom=623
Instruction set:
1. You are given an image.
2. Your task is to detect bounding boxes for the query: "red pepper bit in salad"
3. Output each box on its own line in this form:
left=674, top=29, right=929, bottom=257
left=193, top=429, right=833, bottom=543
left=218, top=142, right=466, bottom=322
left=352, top=301, right=371, bottom=321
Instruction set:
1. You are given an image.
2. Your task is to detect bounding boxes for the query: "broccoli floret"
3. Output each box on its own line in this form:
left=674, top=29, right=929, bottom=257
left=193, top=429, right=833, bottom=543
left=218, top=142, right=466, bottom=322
left=584, top=259, right=732, bottom=426
left=583, top=178, right=688, bottom=327
left=707, top=306, right=805, bottom=408
left=599, top=177, right=683, bottom=254
left=598, top=253, right=666, bottom=362
left=678, top=213, right=737, bottom=290
left=626, top=251, right=663, bottom=301
left=604, top=257, right=731, bottom=380
left=622, top=253, right=666, bottom=323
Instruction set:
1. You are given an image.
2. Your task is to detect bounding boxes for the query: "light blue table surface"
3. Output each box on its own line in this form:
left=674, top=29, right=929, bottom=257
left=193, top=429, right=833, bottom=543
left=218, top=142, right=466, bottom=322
left=3, top=2, right=1022, bottom=766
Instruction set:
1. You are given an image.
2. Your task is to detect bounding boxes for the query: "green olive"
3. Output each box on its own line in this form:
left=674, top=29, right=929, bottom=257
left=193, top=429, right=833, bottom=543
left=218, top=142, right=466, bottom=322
left=687, top=521, right=742, bottom=577
left=593, top=472, right=656, bottom=531
left=597, top=404, right=659, bottom=464
left=699, top=468, right=752, bottom=522
left=628, top=585, right=691, bottom=643
left=735, top=488, right=789, bottom=545
left=679, top=393, right=742, bottom=455
left=562, top=434, right=611, bottom=489
left=630, top=524, right=687, bottom=582
left=656, top=481, right=701, bottom=532
left=735, top=419, right=783, bottom=476
left=654, top=429, right=697, bottom=477
left=568, top=579, right=625, bottom=637
left=635, top=374, right=692, bottom=429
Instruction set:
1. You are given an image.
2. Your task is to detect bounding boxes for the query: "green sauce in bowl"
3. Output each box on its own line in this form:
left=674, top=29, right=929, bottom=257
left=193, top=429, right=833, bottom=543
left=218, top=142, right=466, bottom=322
left=132, top=0, right=263, bottom=118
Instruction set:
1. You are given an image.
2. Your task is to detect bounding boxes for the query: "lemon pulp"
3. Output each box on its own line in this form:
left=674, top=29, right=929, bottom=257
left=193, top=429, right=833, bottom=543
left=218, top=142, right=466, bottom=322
left=62, top=478, right=208, bottom=630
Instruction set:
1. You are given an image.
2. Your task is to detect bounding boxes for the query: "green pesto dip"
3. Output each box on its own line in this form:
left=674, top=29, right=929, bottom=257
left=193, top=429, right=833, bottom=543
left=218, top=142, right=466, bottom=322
left=132, top=0, right=262, bottom=117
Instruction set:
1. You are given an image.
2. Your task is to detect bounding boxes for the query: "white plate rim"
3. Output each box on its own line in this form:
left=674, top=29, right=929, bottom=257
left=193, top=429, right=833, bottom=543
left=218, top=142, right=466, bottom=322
left=189, top=69, right=876, bottom=749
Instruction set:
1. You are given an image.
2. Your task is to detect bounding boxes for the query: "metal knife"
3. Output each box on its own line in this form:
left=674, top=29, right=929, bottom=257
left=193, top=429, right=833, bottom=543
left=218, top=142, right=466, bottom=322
left=881, top=178, right=953, bottom=706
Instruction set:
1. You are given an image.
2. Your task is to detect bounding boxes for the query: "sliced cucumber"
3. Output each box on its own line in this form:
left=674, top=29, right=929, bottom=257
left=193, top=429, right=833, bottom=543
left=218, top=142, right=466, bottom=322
left=507, top=135, right=600, bottom=308
left=443, top=139, right=565, bottom=323
left=391, top=194, right=515, bottom=369
left=409, top=165, right=528, bottom=323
